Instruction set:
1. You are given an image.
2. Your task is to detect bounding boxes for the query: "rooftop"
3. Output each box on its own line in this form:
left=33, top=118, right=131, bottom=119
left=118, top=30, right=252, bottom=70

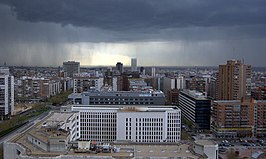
left=194, top=140, right=217, bottom=146
left=80, top=90, right=165, bottom=97
left=181, top=89, right=208, bottom=100
left=72, top=105, right=180, bottom=112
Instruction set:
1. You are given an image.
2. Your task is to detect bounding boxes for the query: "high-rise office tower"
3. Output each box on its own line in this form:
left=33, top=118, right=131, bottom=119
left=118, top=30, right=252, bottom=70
left=116, top=62, right=123, bottom=74
left=151, top=67, right=156, bottom=77
left=217, top=59, right=251, bottom=100
left=0, top=68, right=14, bottom=120
left=63, top=61, right=80, bottom=77
left=131, top=58, right=137, bottom=72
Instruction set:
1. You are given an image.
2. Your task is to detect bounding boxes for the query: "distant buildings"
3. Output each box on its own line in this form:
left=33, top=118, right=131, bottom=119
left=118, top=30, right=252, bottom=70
left=63, top=61, right=80, bottom=77
left=151, top=67, right=156, bottom=77
left=72, top=105, right=181, bottom=143
left=15, top=77, right=64, bottom=100
left=217, top=59, right=251, bottom=100
left=68, top=90, right=165, bottom=105
left=162, top=76, right=184, bottom=95
left=179, top=90, right=211, bottom=130
left=73, top=76, right=104, bottom=93
left=0, top=68, right=14, bottom=119
left=166, top=89, right=179, bottom=105
left=252, top=86, right=266, bottom=100
left=185, top=77, right=206, bottom=94
left=131, top=58, right=137, bottom=72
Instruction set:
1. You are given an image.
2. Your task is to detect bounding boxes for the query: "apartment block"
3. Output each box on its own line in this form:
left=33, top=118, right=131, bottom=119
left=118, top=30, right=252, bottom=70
left=73, top=76, right=104, bottom=93
left=0, top=68, right=14, bottom=119
left=16, top=77, right=61, bottom=100
left=212, top=99, right=266, bottom=138
left=217, top=59, right=251, bottom=100
left=185, top=77, right=206, bottom=93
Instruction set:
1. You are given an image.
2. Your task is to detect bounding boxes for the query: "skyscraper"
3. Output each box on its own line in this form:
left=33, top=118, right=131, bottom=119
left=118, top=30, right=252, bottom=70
left=63, top=61, right=80, bottom=77
left=217, top=59, right=251, bottom=100
left=131, top=58, right=137, bottom=72
left=0, top=68, right=14, bottom=120
left=116, top=62, right=123, bottom=74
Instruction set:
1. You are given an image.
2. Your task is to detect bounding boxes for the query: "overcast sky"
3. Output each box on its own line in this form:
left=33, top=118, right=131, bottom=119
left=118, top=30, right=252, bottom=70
left=0, top=0, right=266, bottom=66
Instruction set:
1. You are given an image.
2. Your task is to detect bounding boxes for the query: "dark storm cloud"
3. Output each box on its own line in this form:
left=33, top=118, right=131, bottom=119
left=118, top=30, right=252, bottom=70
left=0, top=0, right=266, bottom=67
left=1, top=0, right=266, bottom=32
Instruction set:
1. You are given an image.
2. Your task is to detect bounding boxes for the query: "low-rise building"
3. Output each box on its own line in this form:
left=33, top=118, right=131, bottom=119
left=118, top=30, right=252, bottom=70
left=27, top=112, right=80, bottom=152
left=71, top=105, right=181, bottom=143
left=193, top=140, right=218, bottom=159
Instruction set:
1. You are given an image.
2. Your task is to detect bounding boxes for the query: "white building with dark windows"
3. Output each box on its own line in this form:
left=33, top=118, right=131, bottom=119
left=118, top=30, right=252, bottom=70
left=0, top=68, right=14, bottom=120
left=117, top=107, right=181, bottom=142
left=71, top=105, right=181, bottom=143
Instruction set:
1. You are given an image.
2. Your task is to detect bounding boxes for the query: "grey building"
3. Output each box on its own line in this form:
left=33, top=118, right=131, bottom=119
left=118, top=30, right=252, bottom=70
left=63, top=61, right=80, bottom=77
left=68, top=90, right=165, bottom=105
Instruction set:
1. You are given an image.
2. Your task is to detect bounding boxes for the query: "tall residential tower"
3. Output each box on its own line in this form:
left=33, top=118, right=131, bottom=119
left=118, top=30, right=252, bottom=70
left=217, top=59, right=251, bottom=100
left=0, top=68, right=14, bottom=120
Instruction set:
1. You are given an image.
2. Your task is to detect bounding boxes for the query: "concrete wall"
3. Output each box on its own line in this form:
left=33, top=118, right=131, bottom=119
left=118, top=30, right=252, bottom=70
left=204, top=145, right=218, bottom=159
left=3, top=142, right=25, bottom=159
left=27, top=134, right=48, bottom=151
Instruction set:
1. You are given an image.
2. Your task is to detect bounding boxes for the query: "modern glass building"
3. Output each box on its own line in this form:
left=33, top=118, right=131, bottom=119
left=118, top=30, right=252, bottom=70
left=179, top=90, right=211, bottom=130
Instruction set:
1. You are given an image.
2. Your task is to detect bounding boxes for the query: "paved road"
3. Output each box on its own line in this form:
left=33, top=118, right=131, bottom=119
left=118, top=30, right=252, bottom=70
left=0, top=111, right=50, bottom=144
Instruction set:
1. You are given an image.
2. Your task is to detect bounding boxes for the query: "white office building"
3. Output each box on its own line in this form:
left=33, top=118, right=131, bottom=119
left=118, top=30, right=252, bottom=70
left=0, top=68, right=14, bottom=120
left=71, top=105, right=181, bottom=143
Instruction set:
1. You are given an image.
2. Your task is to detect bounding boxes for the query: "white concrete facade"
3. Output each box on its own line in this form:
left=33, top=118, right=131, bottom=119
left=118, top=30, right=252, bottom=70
left=117, top=108, right=181, bottom=142
left=72, top=105, right=181, bottom=143
left=0, top=72, right=14, bottom=118
left=193, top=140, right=218, bottom=159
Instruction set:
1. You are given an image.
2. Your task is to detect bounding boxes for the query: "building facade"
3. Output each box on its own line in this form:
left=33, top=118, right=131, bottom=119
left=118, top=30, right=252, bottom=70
left=212, top=99, right=266, bottom=138
left=131, top=58, right=137, bottom=72
left=179, top=90, right=211, bottom=130
left=68, top=90, right=165, bottom=105
left=193, top=140, right=218, bottom=159
left=63, top=61, right=80, bottom=77
left=72, top=105, right=181, bottom=143
left=217, top=59, right=251, bottom=100
left=185, top=77, right=206, bottom=93
left=15, top=77, right=61, bottom=100
left=162, top=76, right=184, bottom=95
left=73, top=76, right=104, bottom=93
left=116, top=62, right=123, bottom=74
left=0, top=68, right=14, bottom=119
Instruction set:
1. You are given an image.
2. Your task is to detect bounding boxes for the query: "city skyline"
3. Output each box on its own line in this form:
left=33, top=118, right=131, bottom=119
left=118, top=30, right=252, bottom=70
left=0, top=1, right=266, bottom=67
